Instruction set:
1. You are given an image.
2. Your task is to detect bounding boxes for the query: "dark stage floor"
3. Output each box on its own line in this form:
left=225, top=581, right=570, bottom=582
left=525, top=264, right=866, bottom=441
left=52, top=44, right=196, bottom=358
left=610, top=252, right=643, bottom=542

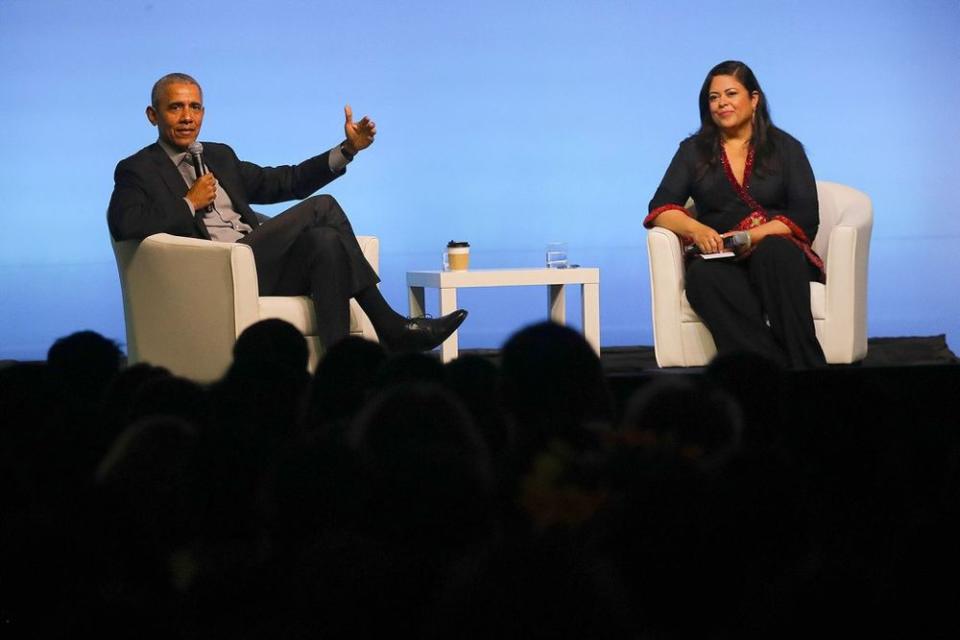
left=461, top=334, right=959, bottom=375
left=462, top=335, right=960, bottom=421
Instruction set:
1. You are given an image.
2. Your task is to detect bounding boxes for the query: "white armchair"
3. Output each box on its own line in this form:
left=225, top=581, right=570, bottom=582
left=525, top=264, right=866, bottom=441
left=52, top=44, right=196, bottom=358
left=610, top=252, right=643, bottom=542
left=646, top=181, right=872, bottom=367
left=112, top=233, right=380, bottom=382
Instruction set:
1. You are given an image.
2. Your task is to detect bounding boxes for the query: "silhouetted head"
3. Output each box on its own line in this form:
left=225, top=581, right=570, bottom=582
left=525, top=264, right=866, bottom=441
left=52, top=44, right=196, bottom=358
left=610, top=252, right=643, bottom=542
left=47, top=330, right=123, bottom=403
left=347, top=382, right=494, bottom=547
left=210, top=319, right=310, bottom=440
left=706, top=350, right=785, bottom=450
left=445, top=355, right=510, bottom=459
left=621, top=376, right=743, bottom=463
left=95, top=415, right=202, bottom=555
left=500, top=321, right=612, bottom=454
left=128, top=375, right=207, bottom=426
left=373, top=351, right=445, bottom=390
left=306, top=336, right=387, bottom=433
left=231, top=318, right=309, bottom=380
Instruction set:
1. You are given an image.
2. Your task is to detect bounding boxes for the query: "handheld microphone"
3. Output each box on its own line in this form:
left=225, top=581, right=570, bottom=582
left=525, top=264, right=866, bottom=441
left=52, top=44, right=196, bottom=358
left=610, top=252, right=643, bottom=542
left=187, top=142, right=213, bottom=213
left=685, top=231, right=750, bottom=256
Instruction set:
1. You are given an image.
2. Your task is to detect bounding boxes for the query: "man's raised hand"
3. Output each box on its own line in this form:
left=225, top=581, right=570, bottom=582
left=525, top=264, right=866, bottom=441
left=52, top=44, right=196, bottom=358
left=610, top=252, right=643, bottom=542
left=343, top=104, right=376, bottom=155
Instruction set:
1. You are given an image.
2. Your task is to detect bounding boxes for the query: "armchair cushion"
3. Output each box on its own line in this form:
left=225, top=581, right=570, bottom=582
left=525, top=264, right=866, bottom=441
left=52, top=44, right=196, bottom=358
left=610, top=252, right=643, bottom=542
left=112, top=232, right=380, bottom=382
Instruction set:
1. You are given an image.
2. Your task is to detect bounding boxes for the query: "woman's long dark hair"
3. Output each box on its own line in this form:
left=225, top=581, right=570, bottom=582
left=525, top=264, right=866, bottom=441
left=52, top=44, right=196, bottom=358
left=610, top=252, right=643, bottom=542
left=693, top=60, right=779, bottom=176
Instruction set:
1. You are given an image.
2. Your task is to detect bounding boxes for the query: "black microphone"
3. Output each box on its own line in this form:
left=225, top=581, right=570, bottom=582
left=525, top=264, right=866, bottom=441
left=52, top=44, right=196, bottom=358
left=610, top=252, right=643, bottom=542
left=187, top=142, right=213, bottom=213
left=685, top=231, right=750, bottom=256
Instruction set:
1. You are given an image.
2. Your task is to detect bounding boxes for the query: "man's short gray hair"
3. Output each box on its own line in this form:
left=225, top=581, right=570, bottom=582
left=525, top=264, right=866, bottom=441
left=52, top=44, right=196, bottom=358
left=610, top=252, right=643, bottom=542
left=151, top=73, right=202, bottom=109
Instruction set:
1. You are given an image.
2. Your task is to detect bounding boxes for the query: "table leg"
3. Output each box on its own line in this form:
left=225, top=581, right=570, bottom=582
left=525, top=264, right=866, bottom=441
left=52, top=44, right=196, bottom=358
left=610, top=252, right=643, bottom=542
left=581, top=282, right=600, bottom=355
left=408, top=285, right=426, bottom=318
left=438, top=287, right=459, bottom=363
left=548, top=284, right=566, bottom=324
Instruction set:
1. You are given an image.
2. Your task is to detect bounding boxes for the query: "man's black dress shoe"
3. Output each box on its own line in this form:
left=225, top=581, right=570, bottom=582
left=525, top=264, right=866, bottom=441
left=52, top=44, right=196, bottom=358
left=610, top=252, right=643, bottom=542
left=384, top=309, right=468, bottom=352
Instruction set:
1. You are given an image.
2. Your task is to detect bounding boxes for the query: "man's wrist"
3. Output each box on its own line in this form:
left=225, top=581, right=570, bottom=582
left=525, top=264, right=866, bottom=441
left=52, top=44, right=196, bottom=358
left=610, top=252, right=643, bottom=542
left=340, top=140, right=357, bottom=160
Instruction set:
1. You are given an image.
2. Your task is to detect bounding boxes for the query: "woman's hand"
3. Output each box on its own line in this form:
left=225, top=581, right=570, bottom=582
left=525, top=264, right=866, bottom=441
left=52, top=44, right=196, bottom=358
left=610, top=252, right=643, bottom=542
left=689, top=221, right=725, bottom=254
left=721, top=230, right=752, bottom=256
left=723, top=220, right=792, bottom=258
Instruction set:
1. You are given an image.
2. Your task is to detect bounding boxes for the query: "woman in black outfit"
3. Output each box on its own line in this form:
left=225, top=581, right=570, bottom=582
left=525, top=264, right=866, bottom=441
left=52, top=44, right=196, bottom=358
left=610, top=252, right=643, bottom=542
left=646, top=60, right=826, bottom=368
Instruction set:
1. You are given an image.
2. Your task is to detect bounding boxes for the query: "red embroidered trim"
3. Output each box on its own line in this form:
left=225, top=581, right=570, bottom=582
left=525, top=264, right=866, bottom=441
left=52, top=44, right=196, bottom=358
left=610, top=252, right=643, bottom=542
left=720, top=145, right=764, bottom=214
left=772, top=214, right=810, bottom=244
left=736, top=211, right=769, bottom=231
left=721, top=146, right=823, bottom=279
left=644, top=203, right=691, bottom=229
left=788, top=236, right=825, bottom=278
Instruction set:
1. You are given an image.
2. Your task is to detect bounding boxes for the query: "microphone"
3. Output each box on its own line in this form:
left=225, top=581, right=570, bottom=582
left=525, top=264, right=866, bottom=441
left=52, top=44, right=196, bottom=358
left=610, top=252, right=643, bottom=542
left=685, top=231, right=751, bottom=256
left=187, top=142, right=213, bottom=213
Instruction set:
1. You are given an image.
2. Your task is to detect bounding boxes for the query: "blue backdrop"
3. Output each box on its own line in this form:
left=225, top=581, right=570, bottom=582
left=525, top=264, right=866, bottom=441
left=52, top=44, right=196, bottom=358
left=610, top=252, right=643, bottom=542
left=1, top=0, right=958, bottom=360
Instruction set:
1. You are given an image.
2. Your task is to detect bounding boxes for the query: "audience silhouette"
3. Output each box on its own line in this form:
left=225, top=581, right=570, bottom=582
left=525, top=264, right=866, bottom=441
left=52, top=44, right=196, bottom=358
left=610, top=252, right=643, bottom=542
left=1, top=322, right=958, bottom=637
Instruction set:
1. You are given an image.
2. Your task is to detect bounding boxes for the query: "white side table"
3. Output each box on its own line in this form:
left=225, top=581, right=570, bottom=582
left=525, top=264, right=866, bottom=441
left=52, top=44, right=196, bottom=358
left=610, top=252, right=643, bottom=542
left=406, top=267, right=601, bottom=363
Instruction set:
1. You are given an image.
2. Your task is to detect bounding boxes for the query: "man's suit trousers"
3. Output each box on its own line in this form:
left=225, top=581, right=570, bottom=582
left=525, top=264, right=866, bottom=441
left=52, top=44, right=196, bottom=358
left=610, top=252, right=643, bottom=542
left=238, top=194, right=379, bottom=347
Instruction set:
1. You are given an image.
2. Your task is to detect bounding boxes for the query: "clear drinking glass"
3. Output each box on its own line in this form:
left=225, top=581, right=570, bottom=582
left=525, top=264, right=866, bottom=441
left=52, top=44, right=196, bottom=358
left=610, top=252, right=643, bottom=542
left=545, top=241, right=568, bottom=269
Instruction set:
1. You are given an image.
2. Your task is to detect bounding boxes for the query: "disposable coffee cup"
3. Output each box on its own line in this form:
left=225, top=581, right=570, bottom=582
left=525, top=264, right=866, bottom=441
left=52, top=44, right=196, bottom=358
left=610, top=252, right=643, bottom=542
left=446, top=241, right=470, bottom=271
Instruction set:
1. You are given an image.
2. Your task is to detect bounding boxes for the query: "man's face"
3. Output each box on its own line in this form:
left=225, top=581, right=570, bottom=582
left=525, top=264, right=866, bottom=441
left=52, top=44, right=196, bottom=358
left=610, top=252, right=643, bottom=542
left=146, top=82, right=204, bottom=151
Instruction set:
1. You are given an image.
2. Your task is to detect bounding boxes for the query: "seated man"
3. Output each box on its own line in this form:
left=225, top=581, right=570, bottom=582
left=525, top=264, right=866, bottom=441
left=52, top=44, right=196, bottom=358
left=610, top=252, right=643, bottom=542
left=108, top=72, right=466, bottom=352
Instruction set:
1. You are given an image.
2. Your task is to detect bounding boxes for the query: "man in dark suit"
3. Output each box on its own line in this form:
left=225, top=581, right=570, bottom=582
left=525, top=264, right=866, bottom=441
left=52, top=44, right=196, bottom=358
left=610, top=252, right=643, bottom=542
left=108, top=73, right=466, bottom=351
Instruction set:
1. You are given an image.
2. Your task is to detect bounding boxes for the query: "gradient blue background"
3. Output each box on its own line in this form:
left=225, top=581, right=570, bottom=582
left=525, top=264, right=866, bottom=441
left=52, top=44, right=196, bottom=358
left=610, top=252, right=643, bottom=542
left=1, top=0, right=958, bottom=360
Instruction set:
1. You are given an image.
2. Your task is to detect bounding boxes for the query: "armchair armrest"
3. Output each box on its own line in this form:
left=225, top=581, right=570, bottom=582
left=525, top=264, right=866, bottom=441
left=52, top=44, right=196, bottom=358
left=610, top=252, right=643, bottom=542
left=822, top=189, right=873, bottom=363
left=647, top=226, right=688, bottom=363
left=117, top=233, right=260, bottom=379
left=113, top=231, right=383, bottom=378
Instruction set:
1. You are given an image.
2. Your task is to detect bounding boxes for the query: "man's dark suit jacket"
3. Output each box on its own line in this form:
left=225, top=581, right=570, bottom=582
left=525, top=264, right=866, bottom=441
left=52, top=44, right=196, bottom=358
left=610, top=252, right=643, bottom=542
left=107, top=142, right=341, bottom=241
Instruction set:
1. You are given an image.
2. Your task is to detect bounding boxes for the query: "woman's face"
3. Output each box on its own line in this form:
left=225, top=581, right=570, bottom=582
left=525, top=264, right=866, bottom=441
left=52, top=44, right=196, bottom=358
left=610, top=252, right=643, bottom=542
left=707, top=74, right=759, bottom=136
